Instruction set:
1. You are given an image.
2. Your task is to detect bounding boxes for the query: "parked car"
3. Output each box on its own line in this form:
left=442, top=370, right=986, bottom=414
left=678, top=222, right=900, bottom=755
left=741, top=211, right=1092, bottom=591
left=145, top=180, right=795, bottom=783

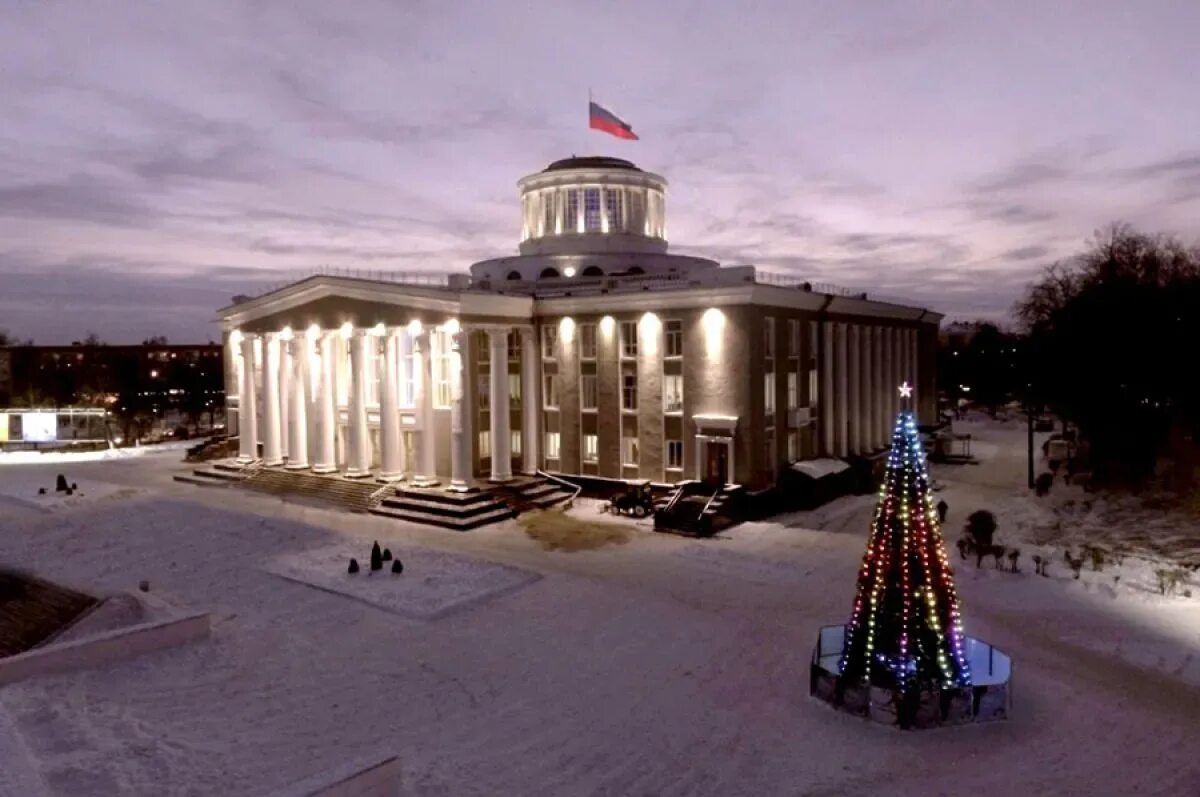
left=610, top=481, right=655, bottom=517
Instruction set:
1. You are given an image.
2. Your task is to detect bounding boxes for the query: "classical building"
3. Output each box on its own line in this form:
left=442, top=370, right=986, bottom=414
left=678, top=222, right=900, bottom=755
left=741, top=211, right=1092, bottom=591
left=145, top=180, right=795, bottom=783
left=217, top=156, right=940, bottom=493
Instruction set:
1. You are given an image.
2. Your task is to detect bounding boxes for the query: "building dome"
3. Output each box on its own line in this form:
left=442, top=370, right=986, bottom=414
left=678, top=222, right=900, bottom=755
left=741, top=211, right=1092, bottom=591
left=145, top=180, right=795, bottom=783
left=543, top=156, right=641, bottom=173
left=516, top=155, right=667, bottom=256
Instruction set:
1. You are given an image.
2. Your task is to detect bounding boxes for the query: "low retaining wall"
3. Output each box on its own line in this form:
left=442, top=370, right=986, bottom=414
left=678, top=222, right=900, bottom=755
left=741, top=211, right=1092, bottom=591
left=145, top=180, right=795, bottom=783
left=266, top=751, right=402, bottom=797
left=0, top=611, right=210, bottom=686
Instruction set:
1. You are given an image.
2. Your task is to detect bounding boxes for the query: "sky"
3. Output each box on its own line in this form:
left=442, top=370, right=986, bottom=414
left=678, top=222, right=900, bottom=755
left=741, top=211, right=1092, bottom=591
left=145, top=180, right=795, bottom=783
left=2, top=1, right=1199, bottom=344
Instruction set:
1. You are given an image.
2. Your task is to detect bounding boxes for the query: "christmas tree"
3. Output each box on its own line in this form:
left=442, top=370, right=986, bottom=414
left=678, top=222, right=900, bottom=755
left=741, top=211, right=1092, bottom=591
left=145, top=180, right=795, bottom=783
left=839, top=384, right=971, bottom=695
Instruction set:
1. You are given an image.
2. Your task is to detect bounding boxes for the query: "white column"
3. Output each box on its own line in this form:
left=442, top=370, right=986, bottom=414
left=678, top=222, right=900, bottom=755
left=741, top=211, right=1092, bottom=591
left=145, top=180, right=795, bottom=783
left=344, top=329, right=372, bottom=478
left=868, top=324, right=878, bottom=448
left=520, top=328, right=540, bottom=474
left=410, top=330, right=438, bottom=486
left=262, top=333, right=283, bottom=466
left=449, top=328, right=473, bottom=491
left=237, top=334, right=259, bottom=463
left=378, top=329, right=403, bottom=481
left=890, top=328, right=901, bottom=429
left=848, top=325, right=861, bottom=455
left=834, top=323, right=848, bottom=457
left=313, top=332, right=338, bottom=473
left=278, top=335, right=291, bottom=462
left=489, top=329, right=512, bottom=481
left=878, top=326, right=888, bottom=444
left=821, top=321, right=834, bottom=456
left=286, top=337, right=309, bottom=469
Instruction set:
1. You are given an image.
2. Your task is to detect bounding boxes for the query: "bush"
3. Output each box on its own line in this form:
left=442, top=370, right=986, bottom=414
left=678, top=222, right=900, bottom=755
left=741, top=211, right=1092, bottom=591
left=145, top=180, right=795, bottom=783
left=391, top=559, right=404, bottom=574
left=1155, top=568, right=1189, bottom=596
left=370, top=541, right=383, bottom=572
left=1035, top=473, right=1054, bottom=496
left=348, top=558, right=360, bottom=574
left=382, top=548, right=392, bottom=562
left=965, top=510, right=997, bottom=547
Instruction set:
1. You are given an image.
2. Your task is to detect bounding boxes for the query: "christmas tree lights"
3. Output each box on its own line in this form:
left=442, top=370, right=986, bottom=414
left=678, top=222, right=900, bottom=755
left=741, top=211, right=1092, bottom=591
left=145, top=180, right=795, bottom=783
left=839, top=386, right=971, bottom=694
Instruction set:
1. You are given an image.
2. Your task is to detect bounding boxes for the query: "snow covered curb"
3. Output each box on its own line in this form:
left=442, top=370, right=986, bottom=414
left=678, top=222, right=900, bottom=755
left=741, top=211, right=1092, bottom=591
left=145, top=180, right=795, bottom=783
left=0, top=609, right=210, bottom=687
left=264, top=750, right=402, bottom=797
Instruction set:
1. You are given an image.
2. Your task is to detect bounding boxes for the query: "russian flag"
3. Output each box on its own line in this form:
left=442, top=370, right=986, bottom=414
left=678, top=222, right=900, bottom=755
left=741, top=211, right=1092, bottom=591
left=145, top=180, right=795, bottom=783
left=589, top=100, right=638, bottom=140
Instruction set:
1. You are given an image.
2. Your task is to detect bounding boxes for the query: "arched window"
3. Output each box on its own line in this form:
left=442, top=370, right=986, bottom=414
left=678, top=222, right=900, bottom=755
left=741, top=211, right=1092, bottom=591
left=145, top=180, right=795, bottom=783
left=626, top=266, right=645, bottom=275
left=539, top=267, right=561, bottom=279
left=582, top=265, right=604, bottom=277
left=506, top=271, right=522, bottom=281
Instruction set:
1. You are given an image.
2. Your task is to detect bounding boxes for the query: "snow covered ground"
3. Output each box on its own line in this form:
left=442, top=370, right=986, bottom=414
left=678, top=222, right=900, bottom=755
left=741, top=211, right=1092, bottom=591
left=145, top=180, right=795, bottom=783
left=0, top=418, right=1197, bottom=796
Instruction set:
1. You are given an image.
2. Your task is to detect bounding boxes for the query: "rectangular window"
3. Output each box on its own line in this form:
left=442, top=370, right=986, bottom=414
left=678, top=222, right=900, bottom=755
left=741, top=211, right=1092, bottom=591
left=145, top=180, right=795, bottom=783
left=403, top=349, right=416, bottom=407
left=764, top=372, right=776, bottom=416
left=787, top=372, right=799, bottom=411
left=583, top=433, right=598, bottom=463
left=511, top=430, right=521, bottom=456
left=565, top=190, right=579, bottom=232
left=544, top=375, right=558, bottom=409
left=478, top=430, right=491, bottom=458
left=788, top=319, right=800, bottom=357
left=545, top=431, right=561, bottom=459
left=808, top=364, right=818, bottom=408
left=620, top=321, right=637, bottom=358
left=664, top=319, right=682, bottom=358
left=432, top=330, right=452, bottom=408
left=787, top=431, right=798, bottom=462
left=604, top=188, right=624, bottom=232
left=580, top=323, right=597, bottom=359
left=543, top=190, right=556, bottom=234
left=509, top=377, right=521, bottom=406
left=764, top=430, right=776, bottom=473
left=622, top=436, right=639, bottom=466
left=622, top=374, right=637, bottom=411
left=478, top=374, right=490, bottom=410
left=666, top=439, right=683, bottom=470
left=663, top=374, right=683, bottom=413
left=508, top=330, right=521, bottom=361
left=581, top=374, right=598, bottom=410
left=542, top=326, right=557, bottom=359
left=764, top=317, right=775, bottom=359
left=584, top=188, right=602, bottom=232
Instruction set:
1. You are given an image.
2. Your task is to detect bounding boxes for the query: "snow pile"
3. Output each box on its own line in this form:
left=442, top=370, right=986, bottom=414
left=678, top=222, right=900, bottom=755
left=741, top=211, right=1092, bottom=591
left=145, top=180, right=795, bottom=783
left=264, top=544, right=541, bottom=620
left=0, top=440, right=190, bottom=465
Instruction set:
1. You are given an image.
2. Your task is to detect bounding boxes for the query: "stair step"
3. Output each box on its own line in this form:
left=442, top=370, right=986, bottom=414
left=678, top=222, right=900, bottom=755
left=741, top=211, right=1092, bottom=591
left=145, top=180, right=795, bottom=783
left=369, top=505, right=514, bottom=531
left=173, top=474, right=226, bottom=487
left=192, top=469, right=244, bottom=483
left=379, top=495, right=508, bottom=518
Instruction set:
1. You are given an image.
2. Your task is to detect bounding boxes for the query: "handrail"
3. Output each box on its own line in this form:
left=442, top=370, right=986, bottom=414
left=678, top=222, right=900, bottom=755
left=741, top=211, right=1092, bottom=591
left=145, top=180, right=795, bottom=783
left=536, top=469, right=582, bottom=506
left=661, top=479, right=697, bottom=515
left=367, top=481, right=396, bottom=508
left=699, top=483, right=724, bottom=517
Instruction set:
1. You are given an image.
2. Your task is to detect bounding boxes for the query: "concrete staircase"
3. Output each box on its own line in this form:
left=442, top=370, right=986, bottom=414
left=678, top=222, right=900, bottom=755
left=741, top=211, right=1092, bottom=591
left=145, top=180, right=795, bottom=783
left=654, top=481, right=745, bottom=537
left=240, top=468, right=383, bottom=513
left=485, top=475, right=575, bottom=515
left=173, top=460, right=253, bottom=487
left=371, top=489, right=514, bottom=531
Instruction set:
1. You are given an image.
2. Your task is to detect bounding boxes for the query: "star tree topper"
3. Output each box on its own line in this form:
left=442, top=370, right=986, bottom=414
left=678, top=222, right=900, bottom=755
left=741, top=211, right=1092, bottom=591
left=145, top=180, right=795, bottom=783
left=898, top=381, right=913, bottom=399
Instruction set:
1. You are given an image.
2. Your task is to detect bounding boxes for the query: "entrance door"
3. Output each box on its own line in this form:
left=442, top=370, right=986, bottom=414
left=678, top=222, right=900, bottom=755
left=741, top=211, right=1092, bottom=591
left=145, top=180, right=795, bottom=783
left=704, top=440, right=728, bottom=486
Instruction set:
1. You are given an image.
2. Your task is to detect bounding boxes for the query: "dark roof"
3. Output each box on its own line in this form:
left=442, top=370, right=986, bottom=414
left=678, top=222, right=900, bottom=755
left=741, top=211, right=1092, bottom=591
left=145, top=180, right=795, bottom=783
left=543, top=156, right=641, bottom=173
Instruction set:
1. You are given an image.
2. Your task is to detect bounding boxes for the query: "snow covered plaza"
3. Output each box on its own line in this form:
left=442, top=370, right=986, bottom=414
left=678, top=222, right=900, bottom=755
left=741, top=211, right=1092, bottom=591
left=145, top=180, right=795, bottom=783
left=2, top=414, right=1199, bottom=795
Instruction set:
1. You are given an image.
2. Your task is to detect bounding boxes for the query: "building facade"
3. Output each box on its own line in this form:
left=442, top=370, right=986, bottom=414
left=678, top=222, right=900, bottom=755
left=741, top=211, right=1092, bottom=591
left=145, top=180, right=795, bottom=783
left=217, top=156, right=940, bottom=490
